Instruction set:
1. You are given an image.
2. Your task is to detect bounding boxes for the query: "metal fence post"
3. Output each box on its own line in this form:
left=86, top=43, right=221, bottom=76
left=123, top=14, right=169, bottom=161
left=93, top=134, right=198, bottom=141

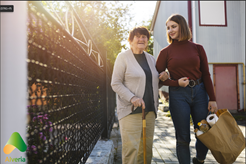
left=101, top=51, right=109, bottom=139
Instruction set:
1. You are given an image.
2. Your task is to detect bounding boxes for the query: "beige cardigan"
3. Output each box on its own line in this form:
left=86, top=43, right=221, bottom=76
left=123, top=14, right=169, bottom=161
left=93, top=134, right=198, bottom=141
left=111, top=49, right=159, bottom=120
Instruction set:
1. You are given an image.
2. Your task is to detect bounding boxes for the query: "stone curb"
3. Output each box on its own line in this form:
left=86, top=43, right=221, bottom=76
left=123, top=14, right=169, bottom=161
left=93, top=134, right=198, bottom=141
left=86, top=111, right=119, bottom=164
left=86, top=139, right=115, bottom=164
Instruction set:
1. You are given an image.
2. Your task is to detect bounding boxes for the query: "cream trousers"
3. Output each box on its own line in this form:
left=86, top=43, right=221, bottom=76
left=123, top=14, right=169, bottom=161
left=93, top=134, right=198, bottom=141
left=119, top=111, right=155, bottom=164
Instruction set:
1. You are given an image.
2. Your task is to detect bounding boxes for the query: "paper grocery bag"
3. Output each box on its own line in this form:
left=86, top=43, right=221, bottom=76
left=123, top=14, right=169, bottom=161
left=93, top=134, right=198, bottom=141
left=197, top=109, right=245, bottom=164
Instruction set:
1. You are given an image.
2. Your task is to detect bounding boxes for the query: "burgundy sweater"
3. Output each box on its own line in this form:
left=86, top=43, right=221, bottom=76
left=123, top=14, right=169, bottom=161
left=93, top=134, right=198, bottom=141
left=156, top=40, right=216, bottom=101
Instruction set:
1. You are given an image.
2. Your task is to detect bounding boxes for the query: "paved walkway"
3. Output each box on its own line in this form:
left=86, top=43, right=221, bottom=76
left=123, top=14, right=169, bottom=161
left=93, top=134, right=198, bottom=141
left=113, top=110, right=246, bottom=164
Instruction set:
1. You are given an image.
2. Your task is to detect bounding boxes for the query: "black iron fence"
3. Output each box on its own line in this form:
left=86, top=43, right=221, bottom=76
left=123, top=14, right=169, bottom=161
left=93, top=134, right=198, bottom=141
left=26, top=2, right=116, bottom=164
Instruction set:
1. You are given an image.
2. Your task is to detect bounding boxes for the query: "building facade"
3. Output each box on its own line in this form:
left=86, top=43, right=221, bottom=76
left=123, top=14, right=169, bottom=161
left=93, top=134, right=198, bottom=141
left=150, top=1, right=245, bottom=111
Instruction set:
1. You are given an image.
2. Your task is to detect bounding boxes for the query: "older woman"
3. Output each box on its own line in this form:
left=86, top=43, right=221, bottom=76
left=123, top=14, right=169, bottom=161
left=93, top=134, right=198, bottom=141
left=111, top=26, right=168, bottom=164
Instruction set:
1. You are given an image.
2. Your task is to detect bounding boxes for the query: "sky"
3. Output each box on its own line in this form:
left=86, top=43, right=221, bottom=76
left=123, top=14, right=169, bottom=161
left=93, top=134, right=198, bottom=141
left=122, top=1, right=157, bottom=26
left=118, top=1, right=157, bottom=48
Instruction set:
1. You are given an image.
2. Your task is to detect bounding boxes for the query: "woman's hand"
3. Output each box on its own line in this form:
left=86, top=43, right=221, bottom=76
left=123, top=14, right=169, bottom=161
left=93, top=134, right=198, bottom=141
left=159, top=71, right=169, bottom=82
left=178, top=77, right=189, bottom=87
left=130, top=96, right=145, bottom=109
left=208, top=101, right=218, bottom=113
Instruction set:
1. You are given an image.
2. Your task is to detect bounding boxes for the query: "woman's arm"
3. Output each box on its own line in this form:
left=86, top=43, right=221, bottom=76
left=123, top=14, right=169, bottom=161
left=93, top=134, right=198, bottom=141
left=156, top=49, right=179, bottom=86
left=198, top=45, right=216, bottom=101
left=197, top=45, right=218, bottom=112
left=111, top=54, right=135, bottom=103
left=159, top=71, right=169, bottom=82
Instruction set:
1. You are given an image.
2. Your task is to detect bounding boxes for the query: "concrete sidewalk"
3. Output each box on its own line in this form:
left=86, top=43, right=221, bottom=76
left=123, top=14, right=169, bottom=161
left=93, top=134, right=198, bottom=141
left=113, top=110, right=246, bottom=164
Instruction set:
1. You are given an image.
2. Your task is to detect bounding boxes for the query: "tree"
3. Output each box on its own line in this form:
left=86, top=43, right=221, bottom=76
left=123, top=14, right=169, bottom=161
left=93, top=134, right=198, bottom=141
left=70, top=1, right=133, bottom=67
left=141, top=19, right=154, bottom=56
left=41, top=1, right=133, bottom=68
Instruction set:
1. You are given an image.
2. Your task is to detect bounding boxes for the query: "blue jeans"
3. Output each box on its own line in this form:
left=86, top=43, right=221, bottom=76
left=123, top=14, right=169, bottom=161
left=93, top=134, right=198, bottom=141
left=169, top=82, right=209, bottom=164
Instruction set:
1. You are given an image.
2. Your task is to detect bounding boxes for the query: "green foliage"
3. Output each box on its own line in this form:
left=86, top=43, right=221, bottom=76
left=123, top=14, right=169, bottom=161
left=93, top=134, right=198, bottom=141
left=43, top=1, right=133, bottom=67
left=147, top=35, right=154, bottom=55
left=141, top=19, right=154, bottom=55
left=26, top=105, right=56, bottom=163
left=76, top=1, right=132, bottom=65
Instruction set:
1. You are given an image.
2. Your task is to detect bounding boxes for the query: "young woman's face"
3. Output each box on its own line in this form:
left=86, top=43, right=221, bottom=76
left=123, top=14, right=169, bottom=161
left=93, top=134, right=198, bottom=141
left=166, top=20, right=180, bottom=40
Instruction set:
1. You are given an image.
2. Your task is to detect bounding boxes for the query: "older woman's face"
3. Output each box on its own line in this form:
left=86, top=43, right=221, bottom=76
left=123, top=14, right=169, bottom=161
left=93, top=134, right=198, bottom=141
left=130, top=33, right=148, bottom=51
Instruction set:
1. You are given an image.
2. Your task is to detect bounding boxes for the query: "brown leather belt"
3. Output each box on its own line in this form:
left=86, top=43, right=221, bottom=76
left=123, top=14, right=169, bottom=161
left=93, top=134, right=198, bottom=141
left=188, top=78, right=202, bottom=87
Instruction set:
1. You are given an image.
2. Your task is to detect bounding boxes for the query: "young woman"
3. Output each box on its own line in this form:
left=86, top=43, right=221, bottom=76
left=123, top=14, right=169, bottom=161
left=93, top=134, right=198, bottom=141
left=157, top=14, right=218, bottom=164
left=111, top=26, right=168, bottom=164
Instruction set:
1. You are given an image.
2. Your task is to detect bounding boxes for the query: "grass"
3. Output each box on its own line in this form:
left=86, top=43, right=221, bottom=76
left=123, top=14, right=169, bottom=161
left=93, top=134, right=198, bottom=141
left=233, top=115, right=246, bottom=121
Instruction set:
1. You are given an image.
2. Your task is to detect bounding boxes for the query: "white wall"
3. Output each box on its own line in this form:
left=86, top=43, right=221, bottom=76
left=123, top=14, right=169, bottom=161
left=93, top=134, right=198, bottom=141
left=153, top=1, right=188, bottom=59
left=1, top=1, right=27, bottom=163
left=195, top=1, right=245, bottom=63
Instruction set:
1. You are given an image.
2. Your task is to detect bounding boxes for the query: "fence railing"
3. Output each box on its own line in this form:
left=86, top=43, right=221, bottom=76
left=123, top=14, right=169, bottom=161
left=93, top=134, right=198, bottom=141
left=26, top=1, right=116, bottom=163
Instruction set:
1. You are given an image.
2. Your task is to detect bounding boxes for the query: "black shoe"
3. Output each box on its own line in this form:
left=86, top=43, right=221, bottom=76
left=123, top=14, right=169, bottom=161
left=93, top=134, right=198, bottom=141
left=192, top=157, right=204, bottom=164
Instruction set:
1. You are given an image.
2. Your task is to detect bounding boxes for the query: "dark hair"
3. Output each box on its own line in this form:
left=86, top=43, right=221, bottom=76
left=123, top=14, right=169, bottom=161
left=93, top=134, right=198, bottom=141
left=127, top=26, right=150, bottom=42
left=166, top=14, right=192, bottom=44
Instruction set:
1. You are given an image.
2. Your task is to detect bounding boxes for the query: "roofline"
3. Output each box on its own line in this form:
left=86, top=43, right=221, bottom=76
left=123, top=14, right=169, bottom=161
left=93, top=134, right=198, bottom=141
left=150, top=1, right=161, bottom=33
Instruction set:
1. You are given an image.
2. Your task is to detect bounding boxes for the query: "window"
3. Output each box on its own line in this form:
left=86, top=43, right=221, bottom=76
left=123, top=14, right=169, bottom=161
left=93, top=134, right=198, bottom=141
left=198, top=1, right=227, bottom=26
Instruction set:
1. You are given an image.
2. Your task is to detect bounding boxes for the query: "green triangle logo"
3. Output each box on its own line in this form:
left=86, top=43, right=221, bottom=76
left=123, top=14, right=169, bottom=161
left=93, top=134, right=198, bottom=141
left=3, top=132, right=27, bottom=154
